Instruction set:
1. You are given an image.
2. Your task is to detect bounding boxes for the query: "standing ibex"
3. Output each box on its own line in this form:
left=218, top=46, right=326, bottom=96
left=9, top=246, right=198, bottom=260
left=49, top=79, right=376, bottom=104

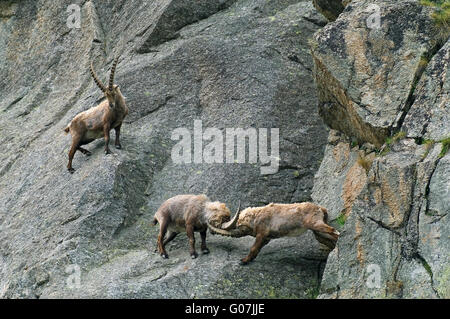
left=207, top=202, right=340, bottom=264
left=64, top=57, right=129, bottom=173
left=152, top=194, right=237, bottom=259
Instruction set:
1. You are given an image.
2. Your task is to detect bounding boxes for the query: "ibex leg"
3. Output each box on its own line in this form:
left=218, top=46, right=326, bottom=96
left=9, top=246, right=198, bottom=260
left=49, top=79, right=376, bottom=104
left=241, top=234, right=270, bottom=265
left=114, top=124, right=122, bottom=149
left=200, top=230, right=209, bottom=254
left=67, top=136, right=81, bottom=173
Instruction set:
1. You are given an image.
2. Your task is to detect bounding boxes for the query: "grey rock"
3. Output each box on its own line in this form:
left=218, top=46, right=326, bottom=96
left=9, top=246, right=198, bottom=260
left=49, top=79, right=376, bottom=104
left=310, top=0, right=439, bottom=147
left=404, top=40, right=450, bottom=141
left=311, top=130, right=366, bottom=222
left=309, top=2, right=449, bottom=298
left=417, top=151, right=450, bottom=298
left=318, top=140, right=446, bottom=298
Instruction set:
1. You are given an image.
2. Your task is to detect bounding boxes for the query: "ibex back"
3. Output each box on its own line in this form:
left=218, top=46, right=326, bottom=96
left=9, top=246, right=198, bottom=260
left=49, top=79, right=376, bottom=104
left=64, top=57, right=129, bottom=173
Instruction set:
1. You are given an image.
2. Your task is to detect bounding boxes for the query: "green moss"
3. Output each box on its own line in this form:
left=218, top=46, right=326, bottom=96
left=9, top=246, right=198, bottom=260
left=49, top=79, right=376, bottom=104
left=425, top=209, right=440, bottom=216
left=421, top=0, right=450, bottom=44
left=378, top=146, right=391, bottom=156
left=336, top=213, right=347, bottom=226
left=305, top=286, right=320, bottom=299
left=421, top=0, right=444, bottom=7
left=439, top=137, right=450, bottom=158
left=378, top=131, right=406, bottom=156
left=388, top=131, right=406, bottom=145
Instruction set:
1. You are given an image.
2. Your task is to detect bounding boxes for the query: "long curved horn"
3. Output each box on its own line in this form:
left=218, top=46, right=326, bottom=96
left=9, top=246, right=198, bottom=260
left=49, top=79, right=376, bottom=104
left=207, top=222, right=234, bottom=236
left=109, top=57, right=119, bottom=91
left=90, top=62, right=107, bottom=92
left=221, top=201, right=241, bottom=231
left=207, top=222, right=243, bottom=238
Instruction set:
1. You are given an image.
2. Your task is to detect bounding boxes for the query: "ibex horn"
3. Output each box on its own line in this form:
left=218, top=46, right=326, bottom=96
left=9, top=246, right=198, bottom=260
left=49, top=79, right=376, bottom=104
left=90, top=62, right=107, bottom=92
left=221, top=201, right=241, bottom=231
left=109, top=56, right=119, bottom=91
left=207, top=222, right=234, bottom=237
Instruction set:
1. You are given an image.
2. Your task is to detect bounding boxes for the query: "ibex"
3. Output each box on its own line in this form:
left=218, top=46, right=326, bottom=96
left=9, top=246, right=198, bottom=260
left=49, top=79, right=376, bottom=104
left=152, top=194, right=237, bottom=259
left=64, top=57, right=128, bottom=173
left=207, top=202, right=340, bottom=264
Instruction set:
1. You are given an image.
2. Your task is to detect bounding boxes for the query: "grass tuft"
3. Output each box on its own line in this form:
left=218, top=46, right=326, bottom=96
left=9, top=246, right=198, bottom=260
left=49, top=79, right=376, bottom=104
left=357, top=153, right=373, bottom=173
left=421, top=0, right=450, bottom=44
left=439, top=137, right=450, bottom=158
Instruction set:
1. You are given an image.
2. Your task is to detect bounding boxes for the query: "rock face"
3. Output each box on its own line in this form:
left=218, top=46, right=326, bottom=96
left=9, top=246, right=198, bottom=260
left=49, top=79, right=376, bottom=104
left=0, top=0, right=329, bottom=298
left=311, top=0, right=449, bottom=299
left=404, top=40, right=450, bottom=141
left=310, top=0, right=441, bottom=147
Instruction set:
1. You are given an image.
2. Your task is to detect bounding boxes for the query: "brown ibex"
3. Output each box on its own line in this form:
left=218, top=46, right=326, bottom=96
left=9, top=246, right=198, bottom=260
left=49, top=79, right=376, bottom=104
left=152, top=194, right=238, bottom=259
left=207, top=202, right=340, bottom=264
left=64, top=57, right=129, bottom=173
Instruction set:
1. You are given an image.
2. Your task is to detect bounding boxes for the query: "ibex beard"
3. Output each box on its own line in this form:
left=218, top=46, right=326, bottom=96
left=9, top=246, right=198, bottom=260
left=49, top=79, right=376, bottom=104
left=152, top=194, right=236, bottom=259
left=64, top=57, right=129, bottom=173
left=207, top=202, right=340, bottom=264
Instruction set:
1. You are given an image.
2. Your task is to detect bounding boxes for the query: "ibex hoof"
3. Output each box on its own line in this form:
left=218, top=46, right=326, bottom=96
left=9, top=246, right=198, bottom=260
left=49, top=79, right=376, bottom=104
left=115, top=144, right=122, bottom=149
left=68, top=168, right=75, bottom=174
left=105, top=150, right=111, bottom=155
left=239, top=259, right=250, bottom=266
left=161, top=253, right=169, bottom=259
left=191, top=252, right=198, bottom=259
left=202, top=249, right=210, bottom=255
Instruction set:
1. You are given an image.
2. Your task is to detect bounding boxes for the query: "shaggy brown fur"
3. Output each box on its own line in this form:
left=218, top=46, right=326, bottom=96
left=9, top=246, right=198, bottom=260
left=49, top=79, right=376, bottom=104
left=64, top=57, right=128, bottom=173
left=152, top=194, right=233, bottom=259
left=208, top=202, right=340, bottom=264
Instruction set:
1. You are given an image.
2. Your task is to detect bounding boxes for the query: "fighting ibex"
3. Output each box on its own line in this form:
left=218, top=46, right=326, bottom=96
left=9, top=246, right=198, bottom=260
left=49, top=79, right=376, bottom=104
left=152, top=194, right=238, bottom=259
left=64, top=57, right=129, bottom=173
left=207, top=202, right=340, bottom=264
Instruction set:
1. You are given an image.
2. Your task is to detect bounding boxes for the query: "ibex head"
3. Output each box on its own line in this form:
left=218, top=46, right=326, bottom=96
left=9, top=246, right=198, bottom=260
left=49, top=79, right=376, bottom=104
left=207, top=201, right=243, bottom=237
left=90, top=57, right=123, bottom=108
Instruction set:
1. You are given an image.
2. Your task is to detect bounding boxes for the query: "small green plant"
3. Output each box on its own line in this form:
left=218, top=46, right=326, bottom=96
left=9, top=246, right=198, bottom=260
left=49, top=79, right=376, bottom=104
left=421, top=0, right=450, bottom=44
left=388, top=131, right=406, bottom=145
left=421, top=139, right=436, bottom=159
left=336, top=213, right=347, bottom=226
left=377, top=146, right=391, bottom=156
left=378, top=131, right=406, bottom=156
left=305, top=286, right=320, bottom=299
left=439, top=137, right=450, bottom=158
